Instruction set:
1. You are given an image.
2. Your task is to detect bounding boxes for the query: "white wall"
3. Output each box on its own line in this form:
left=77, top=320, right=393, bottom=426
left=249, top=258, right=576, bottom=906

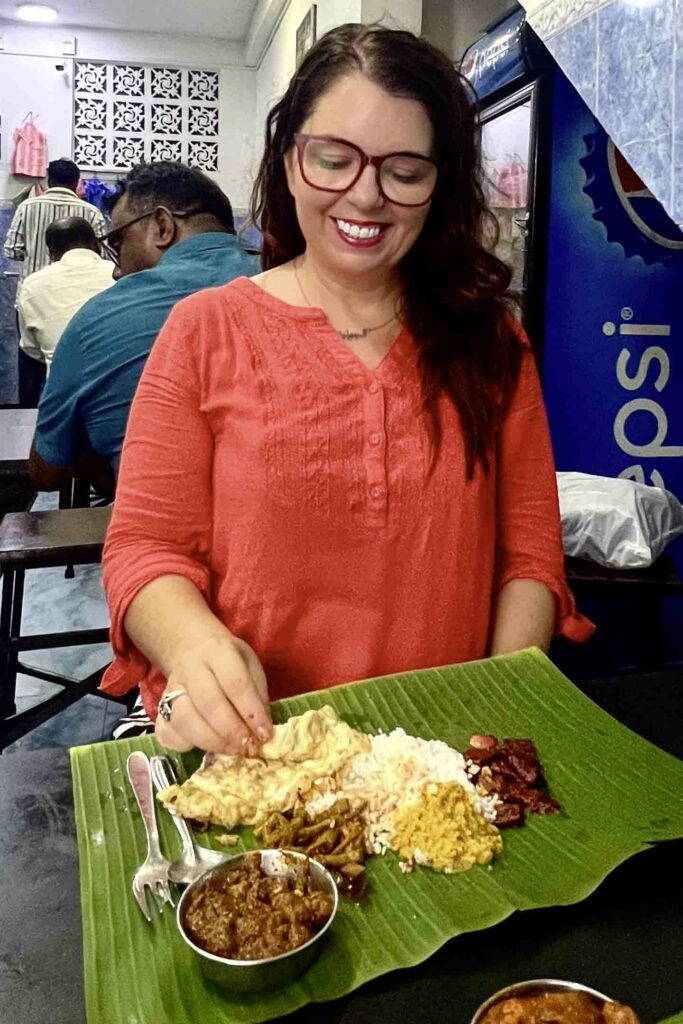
left=0, top=54, right=74, bottom=200
left=422, top=0, right=512, bottom=61
left=453, top=0, right=512, bottom=61
left=421, top=0, right=455, bottom=56
left=254, top=0, right=361, bottom=143
left=361, top=0, right=421, bottom=34
left=253, top=0, right=427, bottom=180
left=0, top=22, right=256, bottom=208
left=0, top=22, right=242, bottom=64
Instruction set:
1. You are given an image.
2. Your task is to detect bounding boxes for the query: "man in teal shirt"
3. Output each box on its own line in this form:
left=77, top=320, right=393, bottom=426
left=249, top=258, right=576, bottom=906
left=30, top=162, right=258, bottom=491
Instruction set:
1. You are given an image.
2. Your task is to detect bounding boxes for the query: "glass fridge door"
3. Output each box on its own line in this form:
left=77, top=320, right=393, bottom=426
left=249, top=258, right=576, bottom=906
left=480, top=84, right=537, bottom=304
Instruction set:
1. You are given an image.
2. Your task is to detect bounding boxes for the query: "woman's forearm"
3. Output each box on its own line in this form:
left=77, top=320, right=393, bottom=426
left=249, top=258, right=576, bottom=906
left=489, top=578, right=555, bottom=656
left=123, top=575, right=229, bottom=678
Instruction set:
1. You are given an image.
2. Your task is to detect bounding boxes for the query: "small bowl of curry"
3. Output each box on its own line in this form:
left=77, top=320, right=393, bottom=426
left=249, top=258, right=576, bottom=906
left=470, top=979, right=642, bottom=1024
left=177, top=848, right=338, bottom=994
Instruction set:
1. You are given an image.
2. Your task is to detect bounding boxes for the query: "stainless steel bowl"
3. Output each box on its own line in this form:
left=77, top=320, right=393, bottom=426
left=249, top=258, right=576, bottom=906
left=177, top=848, right=338, bottom=994
left=470, top=979, right=613, bottom=1023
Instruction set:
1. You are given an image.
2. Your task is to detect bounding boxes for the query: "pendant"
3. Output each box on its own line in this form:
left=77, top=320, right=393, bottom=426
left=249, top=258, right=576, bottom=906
left=338, top=328, right=369, bottom=342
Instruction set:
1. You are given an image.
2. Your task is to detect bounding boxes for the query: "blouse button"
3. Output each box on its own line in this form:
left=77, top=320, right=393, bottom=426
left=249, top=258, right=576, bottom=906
left=369, top=433, right=382, bottom=446
left=370, top=486, right=383, bottom=499
left=368, top=382, right=380, bottom=395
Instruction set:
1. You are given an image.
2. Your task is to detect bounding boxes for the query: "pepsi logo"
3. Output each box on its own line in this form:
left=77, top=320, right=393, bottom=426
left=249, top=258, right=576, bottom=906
left=582, top=130, right=683, bottom=265
left=608, top=142, right=683, bottom=253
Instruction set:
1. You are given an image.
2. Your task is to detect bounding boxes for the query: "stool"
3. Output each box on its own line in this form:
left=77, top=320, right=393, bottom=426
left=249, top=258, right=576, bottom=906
left=0, top=505, right=123, bottom=751
left=565, top=554, right=683, bottom=671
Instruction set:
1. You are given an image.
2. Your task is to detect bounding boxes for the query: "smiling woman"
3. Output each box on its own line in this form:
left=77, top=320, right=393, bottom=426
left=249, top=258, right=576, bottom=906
left=250, top=27, right=521, bottom=466
left=100, top=23, right=594, bottom=756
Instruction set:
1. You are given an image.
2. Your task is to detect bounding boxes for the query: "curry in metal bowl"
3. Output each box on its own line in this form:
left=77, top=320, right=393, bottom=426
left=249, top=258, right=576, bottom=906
left=471, top=979, right=642, bottom=1024
left=177, top=849, right=338, bottom=993
left=182, top=850, right=334, bottom=961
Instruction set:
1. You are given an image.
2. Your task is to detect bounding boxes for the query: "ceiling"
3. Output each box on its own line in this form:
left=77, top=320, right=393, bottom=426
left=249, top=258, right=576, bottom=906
left=0, top=0, right=259, bottom=40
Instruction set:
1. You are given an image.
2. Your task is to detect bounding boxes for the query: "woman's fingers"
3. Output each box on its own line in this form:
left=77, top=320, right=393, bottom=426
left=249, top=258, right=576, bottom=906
left=156, top=689, right=237, bottom=755
left=235, top=638, right=271, bottom=710
left=155, top=714, right=193, bottom=753
left=208, top=638, right=273, bottom=742
left=182, top=661, right=255, bottom=754
left=155, top=632, right=273, bottom=753
left=154, top=630, right=272, bottom=753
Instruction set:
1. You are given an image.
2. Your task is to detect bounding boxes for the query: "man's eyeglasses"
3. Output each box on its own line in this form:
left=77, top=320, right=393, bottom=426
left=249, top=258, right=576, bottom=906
left=293, top=134, right=439, bottom=207
left=98, top=205, right=203, bottom=264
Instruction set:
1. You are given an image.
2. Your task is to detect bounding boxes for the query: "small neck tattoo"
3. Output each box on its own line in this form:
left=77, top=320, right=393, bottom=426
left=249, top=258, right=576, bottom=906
left=293, top=258, right=398, bottom=342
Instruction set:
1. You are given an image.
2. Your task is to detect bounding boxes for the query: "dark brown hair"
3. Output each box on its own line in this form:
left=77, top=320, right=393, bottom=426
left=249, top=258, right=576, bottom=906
left=250, top=23, right=522, bottom=476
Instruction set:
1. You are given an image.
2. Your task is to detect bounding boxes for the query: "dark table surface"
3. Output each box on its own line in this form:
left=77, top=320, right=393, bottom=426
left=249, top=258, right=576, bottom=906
left=0, top=407, right=37, bottom=469
left=2, top=669, right=682, bottom=1024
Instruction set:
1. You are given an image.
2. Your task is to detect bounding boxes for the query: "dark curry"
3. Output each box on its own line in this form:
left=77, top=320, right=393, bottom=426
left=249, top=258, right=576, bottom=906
left=182, top=853, right=333, bottom=961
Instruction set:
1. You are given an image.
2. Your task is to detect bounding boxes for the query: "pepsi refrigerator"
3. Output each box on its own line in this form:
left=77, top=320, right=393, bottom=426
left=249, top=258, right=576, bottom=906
left=462, top=6, right=683, bottom=674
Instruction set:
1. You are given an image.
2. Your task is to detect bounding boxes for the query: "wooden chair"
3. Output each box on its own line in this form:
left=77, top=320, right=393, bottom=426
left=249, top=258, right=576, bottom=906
left=0, top=505, right=124, bottom=752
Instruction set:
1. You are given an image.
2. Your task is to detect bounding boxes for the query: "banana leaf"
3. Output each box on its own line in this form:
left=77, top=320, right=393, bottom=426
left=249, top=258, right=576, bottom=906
left=71, top=648, right=683, bottom=1024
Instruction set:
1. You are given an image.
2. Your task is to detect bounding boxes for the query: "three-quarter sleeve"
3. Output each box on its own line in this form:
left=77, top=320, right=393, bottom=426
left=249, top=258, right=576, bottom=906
left=495, top=335, right=595, bottom=643
left=100, top=298, right=216, bottom=705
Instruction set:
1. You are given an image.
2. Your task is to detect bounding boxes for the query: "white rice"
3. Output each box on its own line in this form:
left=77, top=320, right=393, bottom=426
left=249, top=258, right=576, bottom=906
left=305, top=727, right=498, bottom=857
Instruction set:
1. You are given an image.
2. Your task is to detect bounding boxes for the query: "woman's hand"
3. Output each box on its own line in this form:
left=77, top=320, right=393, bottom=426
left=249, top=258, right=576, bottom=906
left=154, top=632, right=273, bottom=755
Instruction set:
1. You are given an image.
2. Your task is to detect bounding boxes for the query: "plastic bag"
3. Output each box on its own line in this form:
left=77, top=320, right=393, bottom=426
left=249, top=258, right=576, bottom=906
left=557, top=472, right=683, bottom=569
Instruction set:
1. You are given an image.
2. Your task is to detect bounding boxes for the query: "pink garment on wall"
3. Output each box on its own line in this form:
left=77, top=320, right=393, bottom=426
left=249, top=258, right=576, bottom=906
left=12, top=122, right=48, bottom=178
left=495, top=161, right=528, bottom=209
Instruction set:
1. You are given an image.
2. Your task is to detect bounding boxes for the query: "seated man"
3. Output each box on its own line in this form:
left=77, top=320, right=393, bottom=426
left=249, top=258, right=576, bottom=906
left=29, top=161, right=258, bottom=491
left=17, top=216, right=115, bottom=373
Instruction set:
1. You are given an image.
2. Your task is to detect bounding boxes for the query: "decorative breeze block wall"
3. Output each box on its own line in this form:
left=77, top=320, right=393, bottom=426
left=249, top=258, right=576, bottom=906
left=73, top=62, right=220, bottom=173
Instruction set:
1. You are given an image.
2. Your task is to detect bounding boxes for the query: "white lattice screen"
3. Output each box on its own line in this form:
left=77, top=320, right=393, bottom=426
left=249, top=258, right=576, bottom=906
left=72, top=61, right=220, bottom=173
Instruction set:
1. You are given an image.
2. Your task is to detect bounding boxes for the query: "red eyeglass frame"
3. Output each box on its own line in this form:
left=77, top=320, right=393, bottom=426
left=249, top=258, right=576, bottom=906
left=293, top=133, right=440, bottom=207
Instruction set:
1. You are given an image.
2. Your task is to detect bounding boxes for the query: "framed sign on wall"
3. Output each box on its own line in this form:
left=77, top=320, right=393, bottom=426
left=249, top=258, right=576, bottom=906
left=295, top=5, right=317, bottom=69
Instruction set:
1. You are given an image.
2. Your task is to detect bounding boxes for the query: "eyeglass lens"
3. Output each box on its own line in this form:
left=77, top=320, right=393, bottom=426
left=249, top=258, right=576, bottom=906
left=301, top=138, right=437, bottom=205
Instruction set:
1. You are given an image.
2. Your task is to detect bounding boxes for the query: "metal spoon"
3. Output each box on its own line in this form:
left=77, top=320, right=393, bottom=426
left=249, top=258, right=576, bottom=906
left=150, top=754, right=229, bottom=885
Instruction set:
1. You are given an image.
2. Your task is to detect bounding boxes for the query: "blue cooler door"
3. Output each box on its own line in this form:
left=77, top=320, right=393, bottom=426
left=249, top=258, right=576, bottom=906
left=542, top=71, right=683, bottom=671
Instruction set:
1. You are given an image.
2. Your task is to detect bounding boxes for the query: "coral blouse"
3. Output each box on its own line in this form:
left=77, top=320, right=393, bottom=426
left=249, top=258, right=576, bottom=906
left=101, top=278, right=593, bottom=717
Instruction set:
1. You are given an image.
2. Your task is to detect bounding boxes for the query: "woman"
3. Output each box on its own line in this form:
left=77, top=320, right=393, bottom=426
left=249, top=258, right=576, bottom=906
left=101, top=24, right=593, bottom=755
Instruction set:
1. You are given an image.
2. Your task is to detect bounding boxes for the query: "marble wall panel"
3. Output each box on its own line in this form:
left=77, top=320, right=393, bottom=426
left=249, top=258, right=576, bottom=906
left=597, top=0, right=674, bottom=211
left=544, top=11, right=599, bottom=112
left=521, top=0, right=682, bottom=228
left=673, top=8, right=683, bottom=226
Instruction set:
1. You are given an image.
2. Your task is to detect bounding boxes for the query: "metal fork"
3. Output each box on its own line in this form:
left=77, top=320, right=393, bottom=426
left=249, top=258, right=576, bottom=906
left=126, top=751, right=175, bottom=922
left=150, top=754, right=229, bottom=885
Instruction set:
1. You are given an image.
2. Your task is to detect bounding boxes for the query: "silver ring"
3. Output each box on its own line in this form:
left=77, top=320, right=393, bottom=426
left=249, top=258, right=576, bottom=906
left=158, top=689, right=188, bottom=723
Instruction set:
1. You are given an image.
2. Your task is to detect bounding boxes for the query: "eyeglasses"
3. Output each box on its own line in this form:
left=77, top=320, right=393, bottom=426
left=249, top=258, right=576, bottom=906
left=293, top=134, right=439, bottom=207
left=98, top=206, right=203, bottom=264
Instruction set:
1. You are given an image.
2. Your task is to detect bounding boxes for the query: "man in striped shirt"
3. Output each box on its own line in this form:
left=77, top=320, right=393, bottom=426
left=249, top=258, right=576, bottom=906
left=4, top=158, right=107, bottom=281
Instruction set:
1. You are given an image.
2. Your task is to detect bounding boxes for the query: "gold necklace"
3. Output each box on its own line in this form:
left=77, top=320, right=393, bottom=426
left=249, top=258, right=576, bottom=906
left=293, top=258, right=398, bottom=342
